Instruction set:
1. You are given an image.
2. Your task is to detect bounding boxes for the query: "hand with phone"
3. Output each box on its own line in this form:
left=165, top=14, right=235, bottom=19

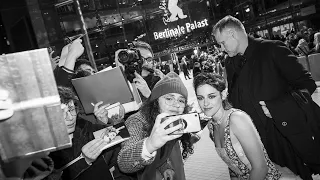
left=145, top=113, right=183, bottom=154
left=161, top=113, right=201, bottom=134
left=49, top=50, right=60, bottom=70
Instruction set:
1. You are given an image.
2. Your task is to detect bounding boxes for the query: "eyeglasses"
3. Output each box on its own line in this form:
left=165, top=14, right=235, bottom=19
left=62, top=103, right=77, bottom=117
left=144, top=57, right=154, bottom=63
left=163, top=96, right=186, bottom=107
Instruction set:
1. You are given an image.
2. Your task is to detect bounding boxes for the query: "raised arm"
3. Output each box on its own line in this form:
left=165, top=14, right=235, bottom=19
left=63, top=39, right=84, bottom=71
left=117, top=115, right=155, bottom=173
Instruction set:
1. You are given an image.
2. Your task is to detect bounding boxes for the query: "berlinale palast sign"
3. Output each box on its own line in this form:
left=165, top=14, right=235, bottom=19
left=153, top=19, right=209, bottom=40
left=155, top=0, right=209, bottom=40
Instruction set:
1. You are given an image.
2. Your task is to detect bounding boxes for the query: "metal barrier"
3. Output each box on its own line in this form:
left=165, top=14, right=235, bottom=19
left=297, top=56, right=310, bottom=71
left=297, top=53, right=320, bottom=86
left=308, top=53, right=320, bottom=82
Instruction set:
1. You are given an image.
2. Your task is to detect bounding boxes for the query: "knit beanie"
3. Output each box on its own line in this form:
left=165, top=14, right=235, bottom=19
left=149, top=72, right=188, bottom=102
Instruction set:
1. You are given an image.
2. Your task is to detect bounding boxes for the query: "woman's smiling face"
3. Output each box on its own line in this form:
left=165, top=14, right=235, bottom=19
left=158, top=93, right=186, bottom=116
left=196, top=84, right=223, bottom=117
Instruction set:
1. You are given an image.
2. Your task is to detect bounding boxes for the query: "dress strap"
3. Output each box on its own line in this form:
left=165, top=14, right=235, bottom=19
left=225, top=108, right=241, bottom=126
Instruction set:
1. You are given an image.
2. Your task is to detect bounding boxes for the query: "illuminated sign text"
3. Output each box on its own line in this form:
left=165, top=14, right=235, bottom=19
left=153, top=19, right=209, bottom=40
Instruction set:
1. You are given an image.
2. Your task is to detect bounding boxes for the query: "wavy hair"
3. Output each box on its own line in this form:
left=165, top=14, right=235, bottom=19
left=193, top=72, right=232, bottom=110
left=140, top=97, right=194, bottom=160
left=57, top=86, right=77, bottom=105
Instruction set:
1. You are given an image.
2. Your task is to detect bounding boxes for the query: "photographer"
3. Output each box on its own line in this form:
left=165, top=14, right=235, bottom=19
left=115, top=41, right=164, bottom=102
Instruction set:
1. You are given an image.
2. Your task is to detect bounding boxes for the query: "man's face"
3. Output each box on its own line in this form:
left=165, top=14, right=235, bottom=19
left=214, top=29, right=239, bottom=57
left=61, top=100, right=77, bottom=134
left=137, top=47, right=154, bottom=69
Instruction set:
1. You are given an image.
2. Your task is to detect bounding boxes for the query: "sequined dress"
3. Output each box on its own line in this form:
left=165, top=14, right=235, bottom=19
left=208, top=108, right=281, bottom=180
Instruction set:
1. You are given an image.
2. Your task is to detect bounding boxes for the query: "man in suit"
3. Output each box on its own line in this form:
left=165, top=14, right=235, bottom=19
left=212, top=15, right=320, bottom=180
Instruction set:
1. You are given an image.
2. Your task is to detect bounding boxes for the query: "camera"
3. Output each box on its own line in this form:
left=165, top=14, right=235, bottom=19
left=118, top=49, right=143, bottom=83
left=161, top=113, right=201, bottom=134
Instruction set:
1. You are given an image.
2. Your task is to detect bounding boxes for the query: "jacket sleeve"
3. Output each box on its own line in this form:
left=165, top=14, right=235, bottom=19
left=53, top=66, right=74, bottom=88
left=271, top=41, right=316, bottom=94
left=117, top=115, right=155, bottom=173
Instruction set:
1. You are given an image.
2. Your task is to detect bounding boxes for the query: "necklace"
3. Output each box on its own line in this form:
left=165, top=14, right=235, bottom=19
left=211, top=110, right=226, bottom=127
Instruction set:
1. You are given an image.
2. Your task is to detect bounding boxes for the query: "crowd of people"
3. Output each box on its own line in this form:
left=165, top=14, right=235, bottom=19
left=1, top=14, right=320, bottom=180
left=250, top=26, right=320, bottom=57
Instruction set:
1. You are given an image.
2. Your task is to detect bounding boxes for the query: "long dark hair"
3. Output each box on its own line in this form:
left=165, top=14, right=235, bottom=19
left=140, top=97, right=194, bottom=160
left=193, top=72, right=232, bottom=110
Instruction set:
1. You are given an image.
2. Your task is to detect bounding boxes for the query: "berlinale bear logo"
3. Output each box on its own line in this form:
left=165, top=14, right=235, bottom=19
left=159, top=0, right=187, bottom=25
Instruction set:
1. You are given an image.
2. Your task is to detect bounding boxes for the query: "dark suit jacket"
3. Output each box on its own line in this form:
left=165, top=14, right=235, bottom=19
left=226, top=37, right=320, bottom=166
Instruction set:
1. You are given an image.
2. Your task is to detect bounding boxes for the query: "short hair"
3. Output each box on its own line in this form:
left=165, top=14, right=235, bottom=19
left=73, top=69, right=92, bottom=79
left=132, top=41, right=153, bottom=54
left=57, top=86, right=77, bottom=105
left=74, top=59, right=92, bottom=72
left=212, top=15, right=245, bottom=36
left=193, top=72, right=232, bottom=110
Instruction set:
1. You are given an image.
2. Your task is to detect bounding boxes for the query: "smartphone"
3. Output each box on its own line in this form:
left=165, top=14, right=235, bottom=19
left=161, top=113, right=201, bottom=134
left=47, top=46, right=57, bottom=58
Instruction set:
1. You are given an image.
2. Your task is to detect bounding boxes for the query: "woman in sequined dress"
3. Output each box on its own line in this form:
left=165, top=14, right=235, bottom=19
left=193, top=72, right=301, bottom=180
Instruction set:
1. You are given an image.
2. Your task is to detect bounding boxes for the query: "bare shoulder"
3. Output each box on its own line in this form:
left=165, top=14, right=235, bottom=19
left=229, top=110, right=255, bottom=134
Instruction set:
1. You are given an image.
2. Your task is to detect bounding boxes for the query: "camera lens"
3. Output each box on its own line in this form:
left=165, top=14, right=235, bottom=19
left=118, top=50, right=129, bottom=63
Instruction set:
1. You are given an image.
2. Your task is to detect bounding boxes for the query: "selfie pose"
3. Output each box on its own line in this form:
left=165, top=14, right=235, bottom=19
left=118, top=72, right=194, bottom=180
left=194, top=73, right=305, bottom=180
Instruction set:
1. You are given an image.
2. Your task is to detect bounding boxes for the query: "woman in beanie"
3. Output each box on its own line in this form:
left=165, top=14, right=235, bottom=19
left=118, top=72, right=194, bottom=180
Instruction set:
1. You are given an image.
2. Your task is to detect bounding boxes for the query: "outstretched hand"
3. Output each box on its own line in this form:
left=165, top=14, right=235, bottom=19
left=133, top=72, right=151, bottom=98
left=154, top=69, right=165, bottom=79
left=93, top=101, right=110, bottom=124
left=145, top=113, right=183, bottom=154
left=68, top=39, right=84, bottom=59
left=49, top=51, right=60, bottom=70
left=82, top=138, right=108, bottom=165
